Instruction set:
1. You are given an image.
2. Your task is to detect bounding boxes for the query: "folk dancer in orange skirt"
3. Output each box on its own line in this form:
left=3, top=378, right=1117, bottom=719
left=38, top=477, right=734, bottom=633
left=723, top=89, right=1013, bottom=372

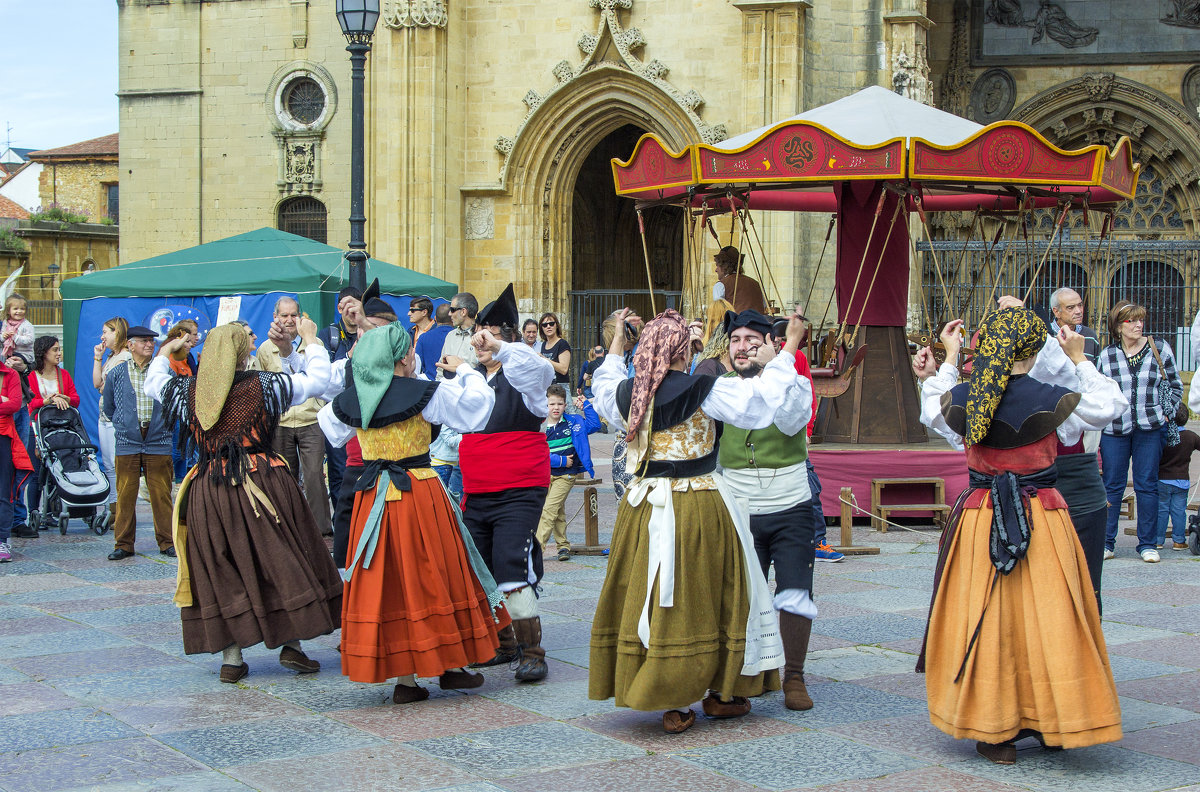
left=587, top=308, right=807, bottom=734
left=147, top=319, right=341, bottom=683
left=914, top=309, right=1127, bottom=764
left=317, top=319, right=509, bottom=703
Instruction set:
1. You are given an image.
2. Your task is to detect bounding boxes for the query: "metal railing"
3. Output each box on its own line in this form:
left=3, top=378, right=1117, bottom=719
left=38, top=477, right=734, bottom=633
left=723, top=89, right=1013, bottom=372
left=567, top=289, right=682, bottom=389
left=27, top=299, right=62, bottom=325
left=917, top=239, right=1200, bottom=370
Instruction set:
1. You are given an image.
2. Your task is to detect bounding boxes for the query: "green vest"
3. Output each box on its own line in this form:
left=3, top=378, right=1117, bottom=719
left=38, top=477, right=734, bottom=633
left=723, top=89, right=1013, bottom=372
left=719, top=422, right=808, bottom=470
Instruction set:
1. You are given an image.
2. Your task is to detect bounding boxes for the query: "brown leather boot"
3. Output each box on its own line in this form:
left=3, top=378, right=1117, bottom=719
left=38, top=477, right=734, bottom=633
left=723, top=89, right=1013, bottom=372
left=779, top=611, right=814, bottom=711
left=471, top=623, right=519, bottom=667
left=512, top=617, right=548, bottom=682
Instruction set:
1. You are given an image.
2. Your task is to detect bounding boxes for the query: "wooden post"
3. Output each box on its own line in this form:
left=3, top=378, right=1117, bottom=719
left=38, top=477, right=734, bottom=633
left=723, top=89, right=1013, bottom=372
left=834, top=485, right=880, bottom=556
left=573, top=480, right=610, bottom=556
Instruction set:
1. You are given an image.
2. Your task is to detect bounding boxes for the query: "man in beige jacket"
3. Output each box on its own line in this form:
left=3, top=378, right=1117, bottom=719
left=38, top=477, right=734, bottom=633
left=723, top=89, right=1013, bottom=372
left=256, top=297, right=331, bottom=535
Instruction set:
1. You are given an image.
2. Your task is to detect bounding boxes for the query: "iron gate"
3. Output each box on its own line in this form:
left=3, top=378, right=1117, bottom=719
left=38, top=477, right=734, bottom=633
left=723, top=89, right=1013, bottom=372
left=917, top=240, right=1200, bottom=370
left=567, top=289, right=681, bottom=388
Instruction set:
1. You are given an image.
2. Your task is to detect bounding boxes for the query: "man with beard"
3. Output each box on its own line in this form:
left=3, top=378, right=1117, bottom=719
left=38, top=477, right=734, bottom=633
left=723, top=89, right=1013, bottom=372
left=717, top=309, right=819, bottom=711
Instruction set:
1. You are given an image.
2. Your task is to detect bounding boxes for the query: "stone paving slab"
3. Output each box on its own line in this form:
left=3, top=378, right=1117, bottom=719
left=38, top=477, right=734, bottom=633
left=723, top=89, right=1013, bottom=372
left=0, top=500, right=1196, bottom=791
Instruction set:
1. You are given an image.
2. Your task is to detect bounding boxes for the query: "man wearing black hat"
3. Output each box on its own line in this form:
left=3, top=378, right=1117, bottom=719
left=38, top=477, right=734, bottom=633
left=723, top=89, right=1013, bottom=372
left=460, top=283, right=556, bottom=682
left=102, top=325, right=175, bottom=560
left=717, top=309, right=819, bottom=711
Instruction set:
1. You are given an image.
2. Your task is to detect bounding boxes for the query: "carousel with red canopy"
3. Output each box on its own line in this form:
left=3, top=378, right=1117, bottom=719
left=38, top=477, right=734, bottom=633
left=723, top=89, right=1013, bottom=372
left=611, top=86, right=1139, bottom=448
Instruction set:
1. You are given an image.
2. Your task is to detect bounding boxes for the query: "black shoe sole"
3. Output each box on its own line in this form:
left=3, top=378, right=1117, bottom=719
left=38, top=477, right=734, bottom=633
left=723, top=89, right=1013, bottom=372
left=470, top=651, right=520, bottom=668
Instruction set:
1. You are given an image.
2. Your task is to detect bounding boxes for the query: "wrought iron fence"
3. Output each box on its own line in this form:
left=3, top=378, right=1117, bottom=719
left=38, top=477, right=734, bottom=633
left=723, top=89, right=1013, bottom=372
left=567, top=289, right=681, bottom=389
left=27, top=299, right=62, bottom=325
left=917, top=240, right=1200, bottom=370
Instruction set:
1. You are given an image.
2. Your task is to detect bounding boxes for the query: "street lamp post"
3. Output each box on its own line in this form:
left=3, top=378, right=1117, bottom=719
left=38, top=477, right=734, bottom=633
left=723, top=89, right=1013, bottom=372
left=336, top=0, right=380, bottom=293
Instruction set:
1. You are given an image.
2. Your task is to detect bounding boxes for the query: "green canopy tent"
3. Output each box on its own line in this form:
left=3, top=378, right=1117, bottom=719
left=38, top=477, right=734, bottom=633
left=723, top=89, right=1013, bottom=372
left=61, top=227, right=458, bottom=353
left=61, top=227, right=458, bottom=439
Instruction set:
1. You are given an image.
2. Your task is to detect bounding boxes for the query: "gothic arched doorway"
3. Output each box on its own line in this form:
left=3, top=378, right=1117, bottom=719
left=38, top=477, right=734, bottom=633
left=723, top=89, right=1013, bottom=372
left=569, top=124, right=684, bottom=349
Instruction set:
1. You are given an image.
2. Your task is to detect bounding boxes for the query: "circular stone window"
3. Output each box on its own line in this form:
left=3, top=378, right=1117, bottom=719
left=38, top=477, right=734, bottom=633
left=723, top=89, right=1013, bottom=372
left=284, top=77, right=326, bottom=126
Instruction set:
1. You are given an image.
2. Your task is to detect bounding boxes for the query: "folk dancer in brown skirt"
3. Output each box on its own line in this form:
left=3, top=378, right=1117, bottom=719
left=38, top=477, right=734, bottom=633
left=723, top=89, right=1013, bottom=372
left=914, top=309, right=1127, bottom=764
left=146, top=318, right=341, bottom=683
left=587, top=308, right=806, bottom=734
left=317, top=319, right=511, bottom=704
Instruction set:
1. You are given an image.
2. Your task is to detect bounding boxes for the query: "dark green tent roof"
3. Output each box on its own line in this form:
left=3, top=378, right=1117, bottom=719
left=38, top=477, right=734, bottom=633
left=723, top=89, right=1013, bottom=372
left=60, top=227, right=457, bottom=300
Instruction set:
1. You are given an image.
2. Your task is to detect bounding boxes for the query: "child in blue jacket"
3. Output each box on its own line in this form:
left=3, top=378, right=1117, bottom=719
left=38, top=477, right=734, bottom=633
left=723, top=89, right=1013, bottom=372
left=536, top=384, right=602, bottom=561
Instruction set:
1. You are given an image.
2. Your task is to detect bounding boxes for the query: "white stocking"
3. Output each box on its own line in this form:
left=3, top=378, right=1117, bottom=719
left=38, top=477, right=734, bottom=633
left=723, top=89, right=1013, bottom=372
left=395, top=674, right=418, bottom=687
left=222, top=645, right=243, bottom=666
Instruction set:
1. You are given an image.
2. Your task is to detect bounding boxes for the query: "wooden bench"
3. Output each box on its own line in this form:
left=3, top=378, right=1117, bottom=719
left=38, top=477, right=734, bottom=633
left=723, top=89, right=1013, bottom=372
left=871, top=477, right=949, bottom=532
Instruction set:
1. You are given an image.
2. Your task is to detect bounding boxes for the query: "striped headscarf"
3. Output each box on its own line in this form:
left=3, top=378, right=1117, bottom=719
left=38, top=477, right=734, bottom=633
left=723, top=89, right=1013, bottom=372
left=965, top=307, right=1047, bottom=446
left=625, top=309, right=691, bottom=442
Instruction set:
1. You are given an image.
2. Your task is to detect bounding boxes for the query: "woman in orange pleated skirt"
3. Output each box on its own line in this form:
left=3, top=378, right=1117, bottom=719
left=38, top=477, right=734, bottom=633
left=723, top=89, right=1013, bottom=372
left=318, top=317, right=508, bottom=703
left=915, top=308, right=1126, bottom=764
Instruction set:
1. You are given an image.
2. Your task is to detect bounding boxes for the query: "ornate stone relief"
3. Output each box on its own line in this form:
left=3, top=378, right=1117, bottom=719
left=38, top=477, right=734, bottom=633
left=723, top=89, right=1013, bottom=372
left=892, top=45, right=932, bottom=104
left=383, top=0, right=447, bottom=29
left=967, top=68, right=1016, bottom=124
left=1183, top=66, right=1200, bottom=119
left=265, top=62, right=337, bottom=196
left=493, top=0, right=726, bottom=181
left=938, top=0, right=972, bottom=116
left=464, top=197, right=495, bottom=240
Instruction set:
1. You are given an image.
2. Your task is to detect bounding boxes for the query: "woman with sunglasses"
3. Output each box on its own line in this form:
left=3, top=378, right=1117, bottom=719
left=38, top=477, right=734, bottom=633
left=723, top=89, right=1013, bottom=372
left=538, top=313, right=572, bottom=386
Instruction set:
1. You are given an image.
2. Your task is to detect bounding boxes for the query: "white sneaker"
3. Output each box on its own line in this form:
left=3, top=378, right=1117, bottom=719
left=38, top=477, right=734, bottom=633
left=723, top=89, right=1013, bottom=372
left=1103, top=548, right=1115, bottom=560
left=0, top=541, right=10, bottom=562
left=1140, top=548, right=1160, bottom=563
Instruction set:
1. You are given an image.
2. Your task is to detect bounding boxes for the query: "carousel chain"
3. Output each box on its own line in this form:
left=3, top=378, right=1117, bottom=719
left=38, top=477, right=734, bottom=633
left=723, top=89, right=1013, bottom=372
left=979, top=195, right=1032, bottom=326
left=914, top=197, right=955, bottom=327
left=740, top=207, right=787, bottom=315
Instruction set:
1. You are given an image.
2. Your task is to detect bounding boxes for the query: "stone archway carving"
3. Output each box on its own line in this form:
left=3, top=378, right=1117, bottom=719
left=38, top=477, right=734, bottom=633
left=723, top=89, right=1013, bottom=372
left=500, top=66, right=704, bottom=317
left=1012, top=74, right=1200, bottom=236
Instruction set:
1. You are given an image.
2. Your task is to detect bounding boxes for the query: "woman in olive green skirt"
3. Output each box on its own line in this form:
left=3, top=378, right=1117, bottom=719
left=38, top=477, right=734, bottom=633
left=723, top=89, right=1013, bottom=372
left=588, top=308, right=807, bottom=733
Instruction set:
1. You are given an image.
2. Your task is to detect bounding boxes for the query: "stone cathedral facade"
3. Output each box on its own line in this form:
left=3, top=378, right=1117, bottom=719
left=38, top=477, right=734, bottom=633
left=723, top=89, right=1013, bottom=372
left=116, top=0, right=1200, bottom=338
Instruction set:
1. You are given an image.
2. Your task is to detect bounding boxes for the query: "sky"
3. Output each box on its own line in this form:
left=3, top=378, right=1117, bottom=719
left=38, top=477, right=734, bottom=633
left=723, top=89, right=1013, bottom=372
left=0, top=1, right=118, bottom=152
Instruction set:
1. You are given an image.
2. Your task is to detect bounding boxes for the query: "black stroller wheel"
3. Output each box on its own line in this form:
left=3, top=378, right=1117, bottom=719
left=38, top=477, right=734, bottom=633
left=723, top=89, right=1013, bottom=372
left=28, top=511, right=40, bottom=532
left=93, top=510, right=110, bottom=536
left=58, top=514, right=68, bottom=535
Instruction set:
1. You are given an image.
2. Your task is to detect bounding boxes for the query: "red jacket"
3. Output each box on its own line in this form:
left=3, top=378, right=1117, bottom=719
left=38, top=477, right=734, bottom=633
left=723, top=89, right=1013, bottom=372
left=29, top=367, right=81, bottom=413
left=0, top=363, right=32, bottom=471
left=793, top=351, right=818, bottom=437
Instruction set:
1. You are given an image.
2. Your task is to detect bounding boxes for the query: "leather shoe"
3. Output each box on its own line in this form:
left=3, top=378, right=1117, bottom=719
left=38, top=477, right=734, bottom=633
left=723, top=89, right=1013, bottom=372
left=11, top=524, right=37, bottom=539
left=976, top=741, right=1016, bottom=764
left=220, top=663, right=249, bottom=684
left=279, top=645, right=320, bottom=673
left=662, top=709, right=696, bottom=733
left=393, top=684, right=430, bottom=704
left=160, top=547, right=177, bottom=558
left=107, top=548, right=135, bottom=561
left=701, top=692, right=751, bottom=719
left=439, top=669, right=484, bottom=689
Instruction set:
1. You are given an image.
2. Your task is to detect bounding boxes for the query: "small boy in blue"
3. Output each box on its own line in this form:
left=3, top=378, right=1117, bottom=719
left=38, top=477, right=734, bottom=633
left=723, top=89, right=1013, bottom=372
left=1157, top=403, right=1199, bottom=551
left=536, top=384, right=602, bottom=561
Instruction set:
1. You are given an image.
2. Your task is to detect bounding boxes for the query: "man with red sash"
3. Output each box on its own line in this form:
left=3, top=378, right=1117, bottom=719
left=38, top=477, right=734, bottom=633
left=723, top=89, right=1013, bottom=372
left=460, top=284, right=555, bottom=682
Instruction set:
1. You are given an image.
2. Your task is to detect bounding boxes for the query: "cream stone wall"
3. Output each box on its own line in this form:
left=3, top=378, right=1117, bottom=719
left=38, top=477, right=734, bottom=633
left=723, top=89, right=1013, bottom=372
left=116, top=0, right=925, bottom=330
left=36, top=162, right=119, bottom=221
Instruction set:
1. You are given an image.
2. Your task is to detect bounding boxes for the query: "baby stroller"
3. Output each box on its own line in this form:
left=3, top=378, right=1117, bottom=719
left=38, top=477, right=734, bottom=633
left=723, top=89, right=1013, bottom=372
left=28, top=405, right=112, bottom=535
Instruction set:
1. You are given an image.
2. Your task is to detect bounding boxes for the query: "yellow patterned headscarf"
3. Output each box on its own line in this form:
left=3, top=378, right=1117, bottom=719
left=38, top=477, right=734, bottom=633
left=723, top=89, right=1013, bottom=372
left=965, top=307, right=1047, bottom=447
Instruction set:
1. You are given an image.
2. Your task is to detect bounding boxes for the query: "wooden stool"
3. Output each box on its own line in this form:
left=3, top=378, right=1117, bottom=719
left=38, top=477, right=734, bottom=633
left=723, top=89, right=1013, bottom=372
left=871, top=477, right=948, bottom=532
left=571, top=478, right=609, bottom=556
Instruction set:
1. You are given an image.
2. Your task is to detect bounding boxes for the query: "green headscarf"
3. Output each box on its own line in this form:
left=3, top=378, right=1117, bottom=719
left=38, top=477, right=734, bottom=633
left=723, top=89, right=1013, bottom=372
left=965, top=307, right=1047, bottom=447
left=351, top=321, right=411, bottom=426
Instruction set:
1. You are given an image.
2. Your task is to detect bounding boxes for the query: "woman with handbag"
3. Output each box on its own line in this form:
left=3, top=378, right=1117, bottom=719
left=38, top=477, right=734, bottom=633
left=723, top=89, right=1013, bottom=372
left=1097, top=301, right=1184, bottom=563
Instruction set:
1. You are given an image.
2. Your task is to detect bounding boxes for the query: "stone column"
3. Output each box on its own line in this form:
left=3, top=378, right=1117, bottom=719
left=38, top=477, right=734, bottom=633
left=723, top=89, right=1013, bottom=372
left=731, top=0, right=812, bottom=313
left=372, top=0, right=456, bottom=282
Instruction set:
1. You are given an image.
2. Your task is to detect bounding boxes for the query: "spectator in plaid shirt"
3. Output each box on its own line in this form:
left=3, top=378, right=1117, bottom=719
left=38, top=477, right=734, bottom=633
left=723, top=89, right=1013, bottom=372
left=1097, top=301, right=1183, bottom=564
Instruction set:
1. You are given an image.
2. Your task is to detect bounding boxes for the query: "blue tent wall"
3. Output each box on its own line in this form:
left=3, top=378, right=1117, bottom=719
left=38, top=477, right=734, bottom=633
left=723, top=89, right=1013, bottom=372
left=73, top=293, right=445, bottom=446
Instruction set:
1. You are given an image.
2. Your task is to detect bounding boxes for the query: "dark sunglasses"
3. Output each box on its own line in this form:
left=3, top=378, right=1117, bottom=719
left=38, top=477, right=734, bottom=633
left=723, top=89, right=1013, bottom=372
left=541, top=321, right=557, bottom=327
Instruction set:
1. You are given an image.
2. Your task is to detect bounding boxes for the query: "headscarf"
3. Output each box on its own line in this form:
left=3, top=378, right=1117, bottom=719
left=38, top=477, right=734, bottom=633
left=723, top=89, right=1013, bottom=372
left=195, top=323, right=250, bottom=431
left=351, top=321, right=411, bottom=426
left=965, top=307, right=1047, bottom=446
left=625, top=309, right=691, bottom=442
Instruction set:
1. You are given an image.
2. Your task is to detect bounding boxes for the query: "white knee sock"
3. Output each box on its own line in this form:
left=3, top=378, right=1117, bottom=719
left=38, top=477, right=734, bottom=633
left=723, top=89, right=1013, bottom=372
left=284, top=640, right=301, bottom=652
left=395, top=674, right=418, bottom=687
left=222, top=645, right=243, bottom=666
left=504, top=585, right=538, bottom=619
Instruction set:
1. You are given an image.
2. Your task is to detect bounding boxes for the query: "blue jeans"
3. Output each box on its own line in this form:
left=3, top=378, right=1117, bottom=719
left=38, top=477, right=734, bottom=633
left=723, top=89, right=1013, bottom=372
left=0, top=436, right=15, bottom=543
left=1101, top=429, right=1162, bottom=554
left=806, top=458, right=826, bottom=545
left=433, top=464, right=463, bottom=502
left=12, top=407, right=28, bottom=527
left=1157, top=481, right=1188, bottom=546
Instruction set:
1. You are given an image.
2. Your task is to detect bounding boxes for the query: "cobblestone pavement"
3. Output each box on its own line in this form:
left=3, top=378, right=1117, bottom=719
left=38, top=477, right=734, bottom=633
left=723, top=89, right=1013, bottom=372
left=1, top=440, right=1199, bottom=791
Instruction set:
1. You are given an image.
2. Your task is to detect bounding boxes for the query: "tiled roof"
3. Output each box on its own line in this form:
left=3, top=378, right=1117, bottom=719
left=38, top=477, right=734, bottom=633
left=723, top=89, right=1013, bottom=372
left=0, top=195, right=29, bottom=220
left=29, top=133, right=118, bottom=160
